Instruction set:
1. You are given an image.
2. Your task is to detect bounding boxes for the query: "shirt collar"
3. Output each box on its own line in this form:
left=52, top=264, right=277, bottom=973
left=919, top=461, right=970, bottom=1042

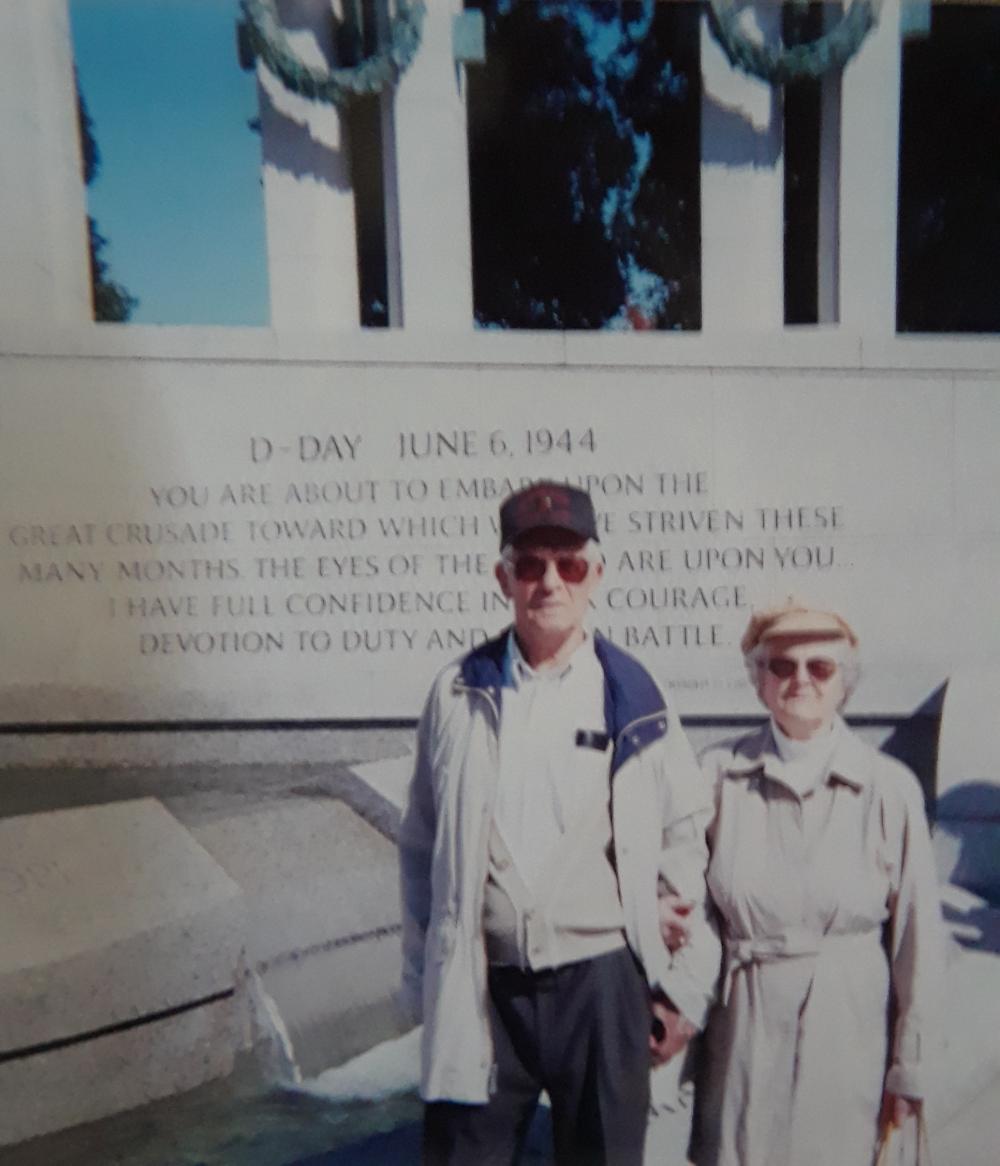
left=503, top=628, right=593, bottom=688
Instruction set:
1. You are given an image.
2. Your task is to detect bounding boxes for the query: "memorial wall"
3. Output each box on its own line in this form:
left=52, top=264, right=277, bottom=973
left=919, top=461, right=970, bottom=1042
left=2, top=351, right=997, bottom=724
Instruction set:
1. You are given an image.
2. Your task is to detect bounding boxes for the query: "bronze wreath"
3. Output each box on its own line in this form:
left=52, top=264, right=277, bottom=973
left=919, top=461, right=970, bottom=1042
left=707, top=0, right=881, bottom=84
left=239, top=0, right=426, bottom=106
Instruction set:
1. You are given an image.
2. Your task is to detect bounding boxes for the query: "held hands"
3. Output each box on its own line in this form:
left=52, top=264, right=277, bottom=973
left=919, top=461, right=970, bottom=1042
left=658, top=892, right=693, bottom=954
left=880, top=1091, right=921, bottom=1130
left=651, top=890, right=697, bottom=1064
left=649, top=995, right=697, bottom=1067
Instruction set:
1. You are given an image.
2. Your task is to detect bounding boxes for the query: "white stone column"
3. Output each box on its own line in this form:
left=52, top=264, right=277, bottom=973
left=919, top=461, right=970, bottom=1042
left=379, top=84, right=404, bottom=328
left=0, top=0, right=91, bottom=326
left=838, top=0, right=902, bottom=337
left=699, top=6, right=785, bottom=333
left=390, top=0, right=473, bottom=331
left=258, top=0, right=360, bottom=329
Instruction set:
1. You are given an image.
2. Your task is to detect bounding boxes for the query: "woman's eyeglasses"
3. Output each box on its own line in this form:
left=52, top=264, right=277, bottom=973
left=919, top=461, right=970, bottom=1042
left=511, top=554, right=590, bottom=584
left=766, top=656, right=839, bottom=682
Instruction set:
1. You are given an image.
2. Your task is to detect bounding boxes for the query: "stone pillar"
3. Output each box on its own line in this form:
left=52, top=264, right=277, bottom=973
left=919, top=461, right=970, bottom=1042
left=934, top=667, right=1000, bottom=905
left=390, top=0, right=474, bottom=331
left=258, top=0, right=360, bottom=329
left=379, top=82, right=404, bottom=328
left=699, top=5, right=785, bottom=333
left=355, top=0, right=399, bottom=329
left=0, top=0, right=91, bottom=327
left=837, top=0, right=902, bottom=337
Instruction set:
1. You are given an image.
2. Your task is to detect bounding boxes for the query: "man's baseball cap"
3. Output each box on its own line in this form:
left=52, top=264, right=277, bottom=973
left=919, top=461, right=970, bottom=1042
left=499, top=482, right=598, bottom=549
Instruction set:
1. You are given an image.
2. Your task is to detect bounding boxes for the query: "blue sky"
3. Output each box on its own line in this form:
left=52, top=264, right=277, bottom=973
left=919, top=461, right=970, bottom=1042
left=71, top=0, right=269, bottom=324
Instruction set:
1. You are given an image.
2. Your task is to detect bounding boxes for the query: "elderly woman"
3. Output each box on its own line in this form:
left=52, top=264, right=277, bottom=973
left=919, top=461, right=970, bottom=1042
left=686, top=602, right=943, bottom=1166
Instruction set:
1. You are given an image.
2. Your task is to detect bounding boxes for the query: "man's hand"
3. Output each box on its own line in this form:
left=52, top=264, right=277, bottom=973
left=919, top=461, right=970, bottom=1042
left=658, top=893, right=693, bottom=954
left=649, top=996, right=697, bottom=1067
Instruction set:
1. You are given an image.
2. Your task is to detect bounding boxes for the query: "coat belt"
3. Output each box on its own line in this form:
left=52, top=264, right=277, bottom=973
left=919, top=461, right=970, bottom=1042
left=721, top=927, right=880, bottom=1005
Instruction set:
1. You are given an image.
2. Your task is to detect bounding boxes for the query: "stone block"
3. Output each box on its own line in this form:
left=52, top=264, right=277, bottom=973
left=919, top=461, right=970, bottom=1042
left=192, top=797, right=404, bottom=1074
left=936, top=667, right=1000, bottom=801
left=191, top=798, right=399, bottom=967
left=0, top=992, right=240, bottom=1147
left=931, top=938, right=1000, bottom=1128
left=934, top=668, right=1000, bottom=902
left=262, top=929, right=405, bottom=1077
left=0, top=798, right=245, bottom=1054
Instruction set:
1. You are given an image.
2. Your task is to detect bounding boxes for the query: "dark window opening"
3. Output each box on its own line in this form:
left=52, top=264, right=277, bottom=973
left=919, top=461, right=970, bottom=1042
left=348, top=96, right=390, bottom=328
left=782, top=1, right=824, bottom=325
left=345, top=0, right=391, bottom=328
left=466, top=0, right=701, bottom=331
left=897, top=3, right=1000, bottom=332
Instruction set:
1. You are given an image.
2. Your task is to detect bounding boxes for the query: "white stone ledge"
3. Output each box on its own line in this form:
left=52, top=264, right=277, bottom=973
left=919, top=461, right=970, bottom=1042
left=0, top=992, right=241, bottom=1147
left=1, top=321, right=998, bottom=373
left=0, top=799, right=245, bottom=1052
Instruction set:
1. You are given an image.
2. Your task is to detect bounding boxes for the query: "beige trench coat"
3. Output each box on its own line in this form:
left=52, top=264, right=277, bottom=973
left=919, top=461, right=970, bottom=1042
left=694, top=720, right=943, bottom=1166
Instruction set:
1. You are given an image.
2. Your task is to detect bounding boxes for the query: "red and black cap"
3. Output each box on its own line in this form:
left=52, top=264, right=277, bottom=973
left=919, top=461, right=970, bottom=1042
left=499, top=481, right=598, bottom=549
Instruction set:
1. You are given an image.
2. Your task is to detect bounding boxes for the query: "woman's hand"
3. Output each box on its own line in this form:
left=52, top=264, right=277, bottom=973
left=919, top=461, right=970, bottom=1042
left=880, top=1091, right=921, bottom=1129
left=658, top=892, right=693, bottom=953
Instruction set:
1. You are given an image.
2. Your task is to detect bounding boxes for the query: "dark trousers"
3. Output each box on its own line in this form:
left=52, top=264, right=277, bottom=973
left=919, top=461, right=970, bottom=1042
left=423, top=947, right=651, bottom=1166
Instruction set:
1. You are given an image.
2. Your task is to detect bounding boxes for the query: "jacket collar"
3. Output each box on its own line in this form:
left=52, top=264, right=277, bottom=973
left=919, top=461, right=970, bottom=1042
left=724, top=718, right=867, bottom=793
left=459, top=628, right=669, bottom=772
left=459, top=630, right=509, bottom=693
left=592, top=632, right=666, bottom=738
left=594, top=633, right=669, bottom=774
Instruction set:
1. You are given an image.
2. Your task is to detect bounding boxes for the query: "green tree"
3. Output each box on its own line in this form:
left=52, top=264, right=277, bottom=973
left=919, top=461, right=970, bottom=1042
left=75, top=72, right=137, bottom=322
left=466, top=0, right=700, bottom=330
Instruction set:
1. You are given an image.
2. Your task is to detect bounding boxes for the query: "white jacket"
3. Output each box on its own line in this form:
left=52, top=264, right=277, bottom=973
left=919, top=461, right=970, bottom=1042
left=399, top=630, right=720, bottom=1103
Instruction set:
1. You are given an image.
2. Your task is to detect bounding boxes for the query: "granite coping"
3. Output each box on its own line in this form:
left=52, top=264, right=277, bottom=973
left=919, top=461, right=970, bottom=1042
left=0, top=798, right=245, bottom=1053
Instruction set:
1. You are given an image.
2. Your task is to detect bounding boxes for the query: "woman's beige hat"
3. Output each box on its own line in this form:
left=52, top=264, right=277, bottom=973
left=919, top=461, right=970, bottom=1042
left=740, top=599, right=859, bottom=655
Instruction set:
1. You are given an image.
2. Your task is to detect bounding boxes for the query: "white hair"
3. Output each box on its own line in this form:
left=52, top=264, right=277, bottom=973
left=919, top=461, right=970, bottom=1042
left=744, top=639, right=861, bottom=709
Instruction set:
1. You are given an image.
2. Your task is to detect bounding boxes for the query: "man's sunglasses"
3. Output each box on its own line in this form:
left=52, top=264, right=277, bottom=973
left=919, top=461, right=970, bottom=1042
left=511, top=554, right=590, bottom=584
left=766, top=656, right=839, bottom=682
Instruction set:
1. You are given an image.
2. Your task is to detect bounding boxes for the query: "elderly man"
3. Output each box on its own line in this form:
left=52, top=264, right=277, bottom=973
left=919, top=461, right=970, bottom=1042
left=399, top=481, right=719, bottom=1166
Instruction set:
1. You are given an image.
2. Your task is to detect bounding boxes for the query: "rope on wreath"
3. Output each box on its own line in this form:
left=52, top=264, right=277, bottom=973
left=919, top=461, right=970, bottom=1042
left=239, top=0, right=426, bottom=106
left=707, top=0, right=881, bottom=84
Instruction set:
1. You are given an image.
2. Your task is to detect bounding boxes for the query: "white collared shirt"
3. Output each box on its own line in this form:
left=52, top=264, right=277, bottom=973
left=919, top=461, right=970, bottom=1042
left=492, top=630, right=607, bottom=891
